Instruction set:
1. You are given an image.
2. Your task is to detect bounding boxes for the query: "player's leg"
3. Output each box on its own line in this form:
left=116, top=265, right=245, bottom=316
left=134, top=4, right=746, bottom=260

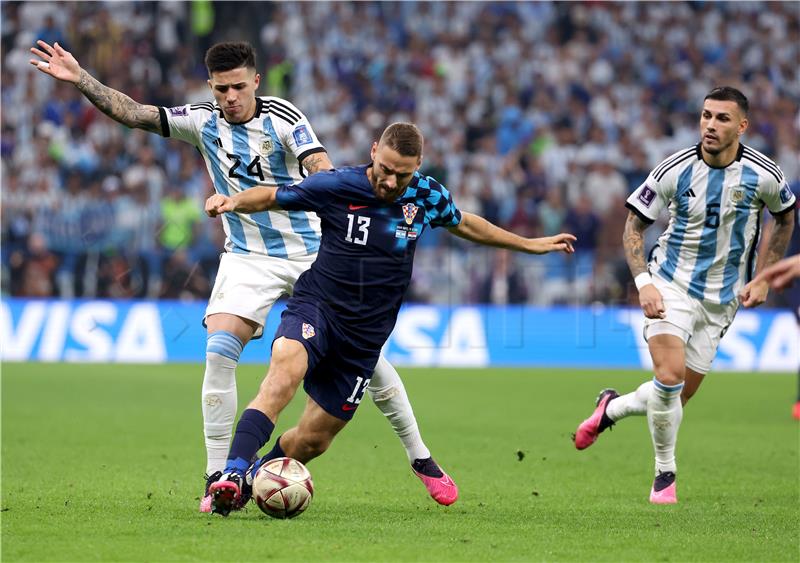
left=368, top=355, right=430, bottom=462
left=646, top=329, right=687, bottom=504
left=367, top=355, right=458, bottom=505
left=210, top=336, right=310, bottom=516
left=199, top=313, right=256, bottom=512
left=200, top=254, right=292, bottom=512
left=203, top=314, right=256, bottom=473
left=273, top=396, right=349, bottom=463
left=681, top=368, right=705, bottom=406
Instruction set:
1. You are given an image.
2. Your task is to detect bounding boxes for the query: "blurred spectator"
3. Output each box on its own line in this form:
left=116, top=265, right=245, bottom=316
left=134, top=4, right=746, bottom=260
left=13, top=232, right=58, bottom=297
left=159, top=184, right=202, bottom=252
left=2, top=1, right=797, bottom=306
left=477, top=249, right=529, bottom=305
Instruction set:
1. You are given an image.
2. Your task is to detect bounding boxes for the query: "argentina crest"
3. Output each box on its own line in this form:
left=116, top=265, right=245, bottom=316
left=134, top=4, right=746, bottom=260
left=260, top=136, right=274, bottom=157
left=729, top=186, right=745, bottom=204
left=401, top=203, right=419, bottom=225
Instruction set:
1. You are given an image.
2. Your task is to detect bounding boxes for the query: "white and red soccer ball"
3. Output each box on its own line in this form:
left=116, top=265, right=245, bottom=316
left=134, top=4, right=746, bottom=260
left=252, top=457, right=314, bottom=519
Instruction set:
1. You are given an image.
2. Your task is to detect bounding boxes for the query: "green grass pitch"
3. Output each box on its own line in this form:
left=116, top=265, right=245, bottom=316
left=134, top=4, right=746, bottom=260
left=2, top=363, right=798, bottom=562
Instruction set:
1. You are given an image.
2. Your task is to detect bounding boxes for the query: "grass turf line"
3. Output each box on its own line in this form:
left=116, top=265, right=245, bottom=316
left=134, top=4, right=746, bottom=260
left=2, top=363, right=798, bottom=561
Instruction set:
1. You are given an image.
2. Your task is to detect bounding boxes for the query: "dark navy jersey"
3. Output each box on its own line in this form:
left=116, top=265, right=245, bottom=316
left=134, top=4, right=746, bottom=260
left=275, top=164, right=461, bottom=348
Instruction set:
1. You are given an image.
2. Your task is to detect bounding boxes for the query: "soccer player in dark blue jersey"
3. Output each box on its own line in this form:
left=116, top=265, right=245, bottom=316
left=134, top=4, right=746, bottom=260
left=203, top=122, right=576, bottom=515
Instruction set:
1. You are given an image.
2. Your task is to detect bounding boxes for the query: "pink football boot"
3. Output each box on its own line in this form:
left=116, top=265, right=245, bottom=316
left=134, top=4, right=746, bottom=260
left=574, top=389, right=619, bottom=450
left=412, top=458, right=459, bottom=506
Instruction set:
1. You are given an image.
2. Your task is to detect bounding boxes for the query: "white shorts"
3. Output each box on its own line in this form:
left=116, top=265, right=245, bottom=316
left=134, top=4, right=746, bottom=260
left=204, top=252, right=315, bottom=338
left=643, top=275, right=739, bottom=374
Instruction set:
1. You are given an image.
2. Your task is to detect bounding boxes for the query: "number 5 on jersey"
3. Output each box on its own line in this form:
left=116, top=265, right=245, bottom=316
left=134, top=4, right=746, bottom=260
left=345, top=214, right=370, bottom=245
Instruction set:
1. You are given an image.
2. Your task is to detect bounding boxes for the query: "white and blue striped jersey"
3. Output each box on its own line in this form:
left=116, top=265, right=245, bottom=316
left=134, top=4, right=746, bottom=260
left=158, top=96, right=325, bottom=259
left=627, top=143, right=796, bottom=305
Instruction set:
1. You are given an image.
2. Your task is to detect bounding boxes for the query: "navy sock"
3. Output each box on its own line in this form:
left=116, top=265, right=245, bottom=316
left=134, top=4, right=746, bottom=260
left=263, top=435, right=286, bottom=462
left=249, top=435, right=286, bottom=479
left=224, top=409, right=274, bottom=474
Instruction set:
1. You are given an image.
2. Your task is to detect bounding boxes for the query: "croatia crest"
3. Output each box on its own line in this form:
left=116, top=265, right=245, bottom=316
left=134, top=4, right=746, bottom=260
left=401, top=203, right=419, bottom=225
left=302, top=323, right=315, bottom=339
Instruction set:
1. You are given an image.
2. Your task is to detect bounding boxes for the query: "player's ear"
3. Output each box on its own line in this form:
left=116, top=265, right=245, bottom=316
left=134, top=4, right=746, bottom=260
left=370, top=142, right=378, bottom=160
left=738, top=117, right=748, bottom=136
left=253, top=73, right=261, bottom=89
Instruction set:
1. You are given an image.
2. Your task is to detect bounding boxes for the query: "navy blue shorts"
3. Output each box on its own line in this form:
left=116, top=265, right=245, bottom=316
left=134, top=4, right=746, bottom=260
left=273, top=297, right=381, bottom=421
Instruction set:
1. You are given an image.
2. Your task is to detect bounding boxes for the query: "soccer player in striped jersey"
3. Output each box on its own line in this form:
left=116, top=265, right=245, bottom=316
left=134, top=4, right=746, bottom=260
left=30, top=40, right=458, bottom=509
left=573, top=87, right=796, bottom=503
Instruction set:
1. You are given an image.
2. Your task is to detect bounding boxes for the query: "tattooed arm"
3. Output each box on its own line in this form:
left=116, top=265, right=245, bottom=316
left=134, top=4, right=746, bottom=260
left=30, top=40, right=162, bottom=134
left=300, top=151, right=334, bottom=175
left=623, top=211, right=665, bottom=319
left=760, top=211, right=795, bottom=270
left=623, top=211, right=651, bottom=278
left=740, top=210, right=795, bottom=307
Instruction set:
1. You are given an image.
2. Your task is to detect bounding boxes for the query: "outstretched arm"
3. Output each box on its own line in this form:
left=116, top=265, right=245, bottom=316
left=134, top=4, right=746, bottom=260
left=447, top=211, right=575, bottom=254
left=623, top=210, right=665, bottom=319
left=740, top=211, right=795, bottom=307
left=205, top=187, right=280, bottom=217
left=30, top=40, right=162, bottom=134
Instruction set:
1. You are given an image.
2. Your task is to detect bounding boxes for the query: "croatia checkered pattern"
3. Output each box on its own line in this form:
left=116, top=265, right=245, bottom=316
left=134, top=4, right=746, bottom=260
left=404, top=173, right=462, bottom=229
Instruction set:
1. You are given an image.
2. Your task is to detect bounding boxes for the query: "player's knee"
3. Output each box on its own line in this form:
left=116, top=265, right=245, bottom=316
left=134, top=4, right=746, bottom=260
left=653, top=363, right=684, bottom=387
left=270, top=338, right=308, bottom=376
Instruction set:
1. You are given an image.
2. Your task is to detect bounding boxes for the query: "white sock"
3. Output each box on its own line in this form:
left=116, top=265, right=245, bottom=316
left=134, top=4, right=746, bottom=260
left=368, top=355, right=431, bottom=462
left=606, top=380, right=654, bottom=421
left=647, top=377, right=684, bottom=475
left=203, top=332, right=243, bottom=475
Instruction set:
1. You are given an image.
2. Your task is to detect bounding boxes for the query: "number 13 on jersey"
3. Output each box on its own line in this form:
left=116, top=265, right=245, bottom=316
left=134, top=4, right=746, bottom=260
left=345, top=214, right=370, bottom=245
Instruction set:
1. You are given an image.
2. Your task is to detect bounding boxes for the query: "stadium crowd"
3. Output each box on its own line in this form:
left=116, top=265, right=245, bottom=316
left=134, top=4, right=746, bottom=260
left=2, top=1, right=798, bottom=305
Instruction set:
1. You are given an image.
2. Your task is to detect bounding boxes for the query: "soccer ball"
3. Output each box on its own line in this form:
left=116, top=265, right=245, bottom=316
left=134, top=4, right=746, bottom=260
left=252, top=457, right=314, bottom=519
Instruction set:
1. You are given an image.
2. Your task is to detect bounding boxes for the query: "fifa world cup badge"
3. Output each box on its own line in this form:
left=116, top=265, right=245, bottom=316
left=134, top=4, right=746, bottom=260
left=402, top=203, right=419, bottom=225
left=302, top=323, right=316, bottom=339
left=261, top=137, right=274, bottom=157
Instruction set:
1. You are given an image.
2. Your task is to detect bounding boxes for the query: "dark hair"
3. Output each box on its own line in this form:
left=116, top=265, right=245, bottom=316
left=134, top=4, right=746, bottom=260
left=704, top=86, right=749, bottom=115
left=379, top=122, right=424, bottom=157
left=204, top=42, right=256, bottom=75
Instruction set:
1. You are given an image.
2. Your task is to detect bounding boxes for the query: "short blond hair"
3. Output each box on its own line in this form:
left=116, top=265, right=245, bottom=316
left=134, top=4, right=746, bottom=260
left=379, top=122, right=424, bottom=157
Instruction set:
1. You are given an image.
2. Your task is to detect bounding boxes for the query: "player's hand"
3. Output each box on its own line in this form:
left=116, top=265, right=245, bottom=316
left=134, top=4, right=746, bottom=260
left=638, top=284, right=666, bottom=319
left=738, top=279, right=769, bottom=308
left=530, top=233, right=576, bottom=255
left=205, top=194, right=236, bottom=217
left=752, top=254, right=800, bottom=291
left=29, top=41, right=82, bottom=83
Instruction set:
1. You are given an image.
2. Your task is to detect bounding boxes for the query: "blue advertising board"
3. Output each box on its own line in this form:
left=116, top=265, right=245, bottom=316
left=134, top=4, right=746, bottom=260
left=1, top=298, right=797, bottom=371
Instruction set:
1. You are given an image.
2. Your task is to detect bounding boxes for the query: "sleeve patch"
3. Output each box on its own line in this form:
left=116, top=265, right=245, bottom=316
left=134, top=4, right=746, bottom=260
left=779, top=184, right=793, bottom=204
left=168, top=106, right=188, bottom=117
left=637, top=185, right=657, bottom=208
left=292, top=125, right=313, bottom=146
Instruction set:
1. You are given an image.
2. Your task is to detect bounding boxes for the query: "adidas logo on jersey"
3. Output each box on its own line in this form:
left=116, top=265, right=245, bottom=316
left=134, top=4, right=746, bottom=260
left=685, top=189, right=696, bottom=198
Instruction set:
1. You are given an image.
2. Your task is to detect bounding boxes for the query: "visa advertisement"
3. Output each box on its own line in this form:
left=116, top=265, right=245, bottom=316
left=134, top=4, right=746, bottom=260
left=1, top=298, right=797, bottom=371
